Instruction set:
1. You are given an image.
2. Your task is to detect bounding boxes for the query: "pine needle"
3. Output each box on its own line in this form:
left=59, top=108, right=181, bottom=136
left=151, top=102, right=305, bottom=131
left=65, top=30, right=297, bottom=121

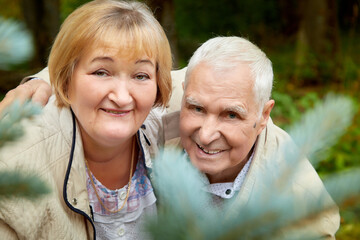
left=0, top=171, right=51, bottom=200
left=0, top=17, right=34, bottom=69
left=0, top=100, right=42, bottom=148
left=146, top=94, right=359, bottom=240
left=286, top=93, right=355, bottom=167
left=0, top=101, right=49, bottom=201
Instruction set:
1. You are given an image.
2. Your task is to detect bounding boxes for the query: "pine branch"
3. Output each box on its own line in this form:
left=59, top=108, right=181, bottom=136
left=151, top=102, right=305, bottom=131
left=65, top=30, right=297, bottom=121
left=323, top=168, right=360, bottom=208
left=0, top=171, right=51, bottom=200
left=0, top=17, right=33, bottom=69
left=0, top=101, right=49, bottom=201
left=0, top=19, right=49, bottom=202
left=286, top=93, right=355, bottom=168
left=149, top=148, right=215, bottom=239
left=0, top=100, right=42, bottom=148
left=146, top=94, right=359, bottom=240
left=222, top=94, right=358, bottom=238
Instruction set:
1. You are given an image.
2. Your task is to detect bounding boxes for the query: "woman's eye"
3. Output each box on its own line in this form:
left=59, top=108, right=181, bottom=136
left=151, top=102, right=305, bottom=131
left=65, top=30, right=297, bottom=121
left=93, top=70, right=108, bottom=77
left=135, top=74, right=150, bottom=81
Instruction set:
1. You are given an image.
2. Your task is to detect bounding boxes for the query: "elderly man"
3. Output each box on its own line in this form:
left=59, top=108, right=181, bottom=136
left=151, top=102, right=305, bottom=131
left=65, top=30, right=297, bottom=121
left=180, top=37, right=274, bottom=185
left=163, top=36, right=340, bottom=239
left=1, top=36, right=339, bottom=239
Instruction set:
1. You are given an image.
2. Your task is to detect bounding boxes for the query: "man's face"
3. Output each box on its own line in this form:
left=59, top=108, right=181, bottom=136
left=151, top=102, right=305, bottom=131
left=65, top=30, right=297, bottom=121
left=179, top=62, right=272, bottom=183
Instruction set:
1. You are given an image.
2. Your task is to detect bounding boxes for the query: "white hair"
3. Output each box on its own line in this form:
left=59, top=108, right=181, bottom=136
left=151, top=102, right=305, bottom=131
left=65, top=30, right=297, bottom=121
left=185, top=36, right=273, bottom=115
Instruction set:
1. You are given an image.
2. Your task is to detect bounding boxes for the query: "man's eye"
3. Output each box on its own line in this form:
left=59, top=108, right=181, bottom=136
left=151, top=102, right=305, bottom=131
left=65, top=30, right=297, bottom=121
left=195, top=107, right=202, bottom=112
left=192, top=106, right=203, bottom=113
left=135, top=74, right=150, bottom=81
left=228, top=112, right=238, bottom=119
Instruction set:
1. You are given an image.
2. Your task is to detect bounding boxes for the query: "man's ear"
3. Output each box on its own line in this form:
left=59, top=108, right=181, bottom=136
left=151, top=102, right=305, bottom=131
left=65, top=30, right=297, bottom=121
left=257, top=99, right=275, bottom=135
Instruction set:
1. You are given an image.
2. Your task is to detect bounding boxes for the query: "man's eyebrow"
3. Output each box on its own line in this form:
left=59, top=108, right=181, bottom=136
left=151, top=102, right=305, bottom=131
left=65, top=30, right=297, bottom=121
left=224, top=105, right=248, bottom=116
left=185, top=96, right=203, bottom=107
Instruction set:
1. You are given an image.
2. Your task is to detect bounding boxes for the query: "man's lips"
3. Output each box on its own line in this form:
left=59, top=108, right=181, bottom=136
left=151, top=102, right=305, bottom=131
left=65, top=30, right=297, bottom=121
left=196, top=143, right=224, bottom=155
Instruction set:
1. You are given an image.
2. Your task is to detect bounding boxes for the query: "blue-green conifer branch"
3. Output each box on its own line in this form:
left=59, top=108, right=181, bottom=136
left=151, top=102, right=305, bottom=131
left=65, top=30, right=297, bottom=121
left=147, top=94, right=359, bottom=240
left=0, top=101, right=49, bottom=200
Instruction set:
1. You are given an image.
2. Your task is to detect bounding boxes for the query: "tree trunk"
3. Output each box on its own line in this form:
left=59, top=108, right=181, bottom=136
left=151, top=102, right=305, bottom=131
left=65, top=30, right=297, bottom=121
left=146, top=0, right=179, bottom=68
left=20, top=0, right=60, bottom=68
left=295, top=0, right=341, bottom=85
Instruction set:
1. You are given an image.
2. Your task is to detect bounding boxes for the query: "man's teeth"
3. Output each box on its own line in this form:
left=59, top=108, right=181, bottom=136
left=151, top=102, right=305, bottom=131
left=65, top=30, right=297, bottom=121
left=198, top=144, right=222, bottom=154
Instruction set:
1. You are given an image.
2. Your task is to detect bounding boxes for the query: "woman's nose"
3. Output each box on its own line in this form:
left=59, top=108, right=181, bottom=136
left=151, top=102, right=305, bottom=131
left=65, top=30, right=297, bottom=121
left=108, top=78, right=133, bottom=106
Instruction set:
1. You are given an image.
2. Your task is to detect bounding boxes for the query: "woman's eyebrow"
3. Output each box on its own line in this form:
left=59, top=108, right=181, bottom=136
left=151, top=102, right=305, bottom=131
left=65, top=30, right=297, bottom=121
left=135, top=59, right=155, bottom=67
left=91, top=56, right=114, bottom=63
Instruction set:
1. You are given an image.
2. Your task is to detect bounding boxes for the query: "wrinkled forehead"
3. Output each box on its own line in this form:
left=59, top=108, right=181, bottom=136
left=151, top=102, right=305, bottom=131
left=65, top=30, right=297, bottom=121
left=185, top=61, right=255, bottom=90
left=186, top=62, right=254, bottom=89
left=184, top=62, right=257, bottom=108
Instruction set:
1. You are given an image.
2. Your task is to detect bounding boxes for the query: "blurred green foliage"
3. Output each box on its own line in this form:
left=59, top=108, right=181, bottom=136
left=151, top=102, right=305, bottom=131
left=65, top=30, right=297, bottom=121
left=0, top=0, right=359, bottom=238
left=148, top=95, right=357, bottom=240
left=0, top=0, right=22, bottom=19
left=60, top=0, right=88, bottom=21
left=271, top=91, right=360, bottom=174
left=174, top=0, right=282, bottom=67
left=271, top=90, right=360, bottom=240
left=270, top=42, right=360, bottom=239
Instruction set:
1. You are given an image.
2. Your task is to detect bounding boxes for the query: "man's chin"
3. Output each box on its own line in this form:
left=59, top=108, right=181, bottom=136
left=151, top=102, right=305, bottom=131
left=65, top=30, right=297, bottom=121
left=190, top=158, right=221, bottom=176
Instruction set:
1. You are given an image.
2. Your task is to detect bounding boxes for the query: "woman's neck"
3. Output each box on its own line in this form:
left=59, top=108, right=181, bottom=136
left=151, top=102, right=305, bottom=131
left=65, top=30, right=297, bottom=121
left=82, top=134, right=138, bottom=190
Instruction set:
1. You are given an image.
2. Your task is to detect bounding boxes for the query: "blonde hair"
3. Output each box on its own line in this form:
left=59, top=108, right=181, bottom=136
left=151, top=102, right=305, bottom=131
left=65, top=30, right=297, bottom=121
left=48, top=0, right=172, bottom=108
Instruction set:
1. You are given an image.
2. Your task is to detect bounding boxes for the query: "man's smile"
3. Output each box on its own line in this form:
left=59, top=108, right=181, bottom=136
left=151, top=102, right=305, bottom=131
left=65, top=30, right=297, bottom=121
left=196, top=143, right=224, bottom=155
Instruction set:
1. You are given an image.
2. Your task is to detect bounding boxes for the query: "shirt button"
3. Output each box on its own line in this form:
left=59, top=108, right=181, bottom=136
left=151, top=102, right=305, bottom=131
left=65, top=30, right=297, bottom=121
left=225, top=189, right=232, bottom=195
left=118, top=227, right=125, bottom=236
left=119, top=191, right=127, bottom=201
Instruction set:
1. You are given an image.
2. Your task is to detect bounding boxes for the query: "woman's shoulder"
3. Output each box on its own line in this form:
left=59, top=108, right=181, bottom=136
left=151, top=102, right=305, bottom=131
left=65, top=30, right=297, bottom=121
left=0, top=97, right=72, bottom=171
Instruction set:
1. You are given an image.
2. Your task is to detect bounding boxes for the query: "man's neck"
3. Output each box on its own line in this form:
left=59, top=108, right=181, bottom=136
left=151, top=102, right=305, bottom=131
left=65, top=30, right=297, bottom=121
left=206, top=144, right=255, bottom=184
left=206, top=159, right=248, bottom=184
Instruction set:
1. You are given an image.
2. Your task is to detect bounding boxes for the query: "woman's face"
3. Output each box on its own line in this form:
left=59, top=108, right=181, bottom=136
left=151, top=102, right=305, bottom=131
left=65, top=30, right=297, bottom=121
left=68, top=44, right=157, bottom=149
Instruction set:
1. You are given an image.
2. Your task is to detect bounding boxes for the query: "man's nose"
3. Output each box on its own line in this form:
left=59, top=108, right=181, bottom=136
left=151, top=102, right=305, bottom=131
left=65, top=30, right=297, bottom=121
left=108, top=79, right=132, bottom=106
left=198, top=116, right=221, bottom=145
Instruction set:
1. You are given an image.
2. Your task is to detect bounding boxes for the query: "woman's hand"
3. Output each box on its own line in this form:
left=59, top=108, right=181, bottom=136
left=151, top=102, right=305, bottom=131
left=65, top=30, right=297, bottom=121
left=0, top=78, right=52, bottom=114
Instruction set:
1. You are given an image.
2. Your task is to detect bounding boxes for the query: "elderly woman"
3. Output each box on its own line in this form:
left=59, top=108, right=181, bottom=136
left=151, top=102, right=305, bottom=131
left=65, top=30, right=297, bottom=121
left=0, top=0, right=172, bottom=239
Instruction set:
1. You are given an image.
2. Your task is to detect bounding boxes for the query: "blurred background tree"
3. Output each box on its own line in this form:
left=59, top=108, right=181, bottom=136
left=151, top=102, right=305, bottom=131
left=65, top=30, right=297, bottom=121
left=19, top=0, right=60, bottom=68
left=0, top=16, right=50, bottom=204
left=0, top=0, right=359, bottom=238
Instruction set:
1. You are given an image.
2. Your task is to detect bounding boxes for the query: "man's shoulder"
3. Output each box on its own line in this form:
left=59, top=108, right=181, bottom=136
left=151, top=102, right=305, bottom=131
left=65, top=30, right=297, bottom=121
left=265, top=118, right=292, bottom=143
left=167, top=68, right=186, bottom=113
left=265, top=119, right=335, bottom=205
left=254, top=118, right=293, bottom=162
left=22, top=67, right=50, bottom=84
